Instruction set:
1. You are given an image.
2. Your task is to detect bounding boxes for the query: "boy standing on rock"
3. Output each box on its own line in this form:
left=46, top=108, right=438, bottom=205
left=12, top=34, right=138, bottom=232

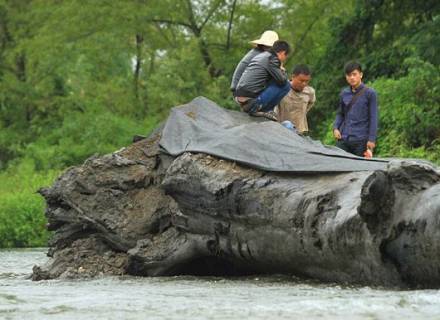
left=333, top=61, right=378, bottom=157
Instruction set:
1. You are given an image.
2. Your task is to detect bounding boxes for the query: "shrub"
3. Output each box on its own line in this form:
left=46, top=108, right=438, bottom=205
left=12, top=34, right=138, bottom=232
left=0, top=159, right=58, bottom=247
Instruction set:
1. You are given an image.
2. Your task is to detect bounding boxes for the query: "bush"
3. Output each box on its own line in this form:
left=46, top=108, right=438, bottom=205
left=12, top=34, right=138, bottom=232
left=0, top=159, right=59, bottom=247
left=0, top=106, right=161, bottom=247
left=372, top=58, right=440, bottom=164
left=25, top=108, right=160, bottom=170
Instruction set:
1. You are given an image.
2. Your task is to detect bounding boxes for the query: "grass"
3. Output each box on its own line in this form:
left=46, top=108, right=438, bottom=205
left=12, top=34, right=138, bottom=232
left=0, top=159, right=59, bottom=248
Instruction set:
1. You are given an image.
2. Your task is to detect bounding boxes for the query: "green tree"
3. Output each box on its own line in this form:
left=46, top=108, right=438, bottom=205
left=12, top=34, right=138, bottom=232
left=0, top=0, right=439, bottom=247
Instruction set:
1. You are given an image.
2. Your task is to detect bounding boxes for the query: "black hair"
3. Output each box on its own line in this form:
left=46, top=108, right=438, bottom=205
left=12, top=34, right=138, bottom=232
left=257, top=44, right=271, bottom=51
left=292, top=64, right=311, bottom=76
left=272, top=40, right=290, bottom=55
left=344, top=61, right=363, bottom=74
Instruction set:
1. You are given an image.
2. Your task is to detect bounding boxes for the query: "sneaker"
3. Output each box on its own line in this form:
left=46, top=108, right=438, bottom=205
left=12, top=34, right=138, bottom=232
left=261, top=111, right=278, bottom=121
left=249, top=110, right=278, bottom=121
left=239, top=98, right=256, bottom=113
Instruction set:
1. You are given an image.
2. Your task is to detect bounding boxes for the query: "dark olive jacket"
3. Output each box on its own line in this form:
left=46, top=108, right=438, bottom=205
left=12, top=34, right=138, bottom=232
left=235, top=50, right=288, bottom=98
left=230, top=48, right=263, bottom=94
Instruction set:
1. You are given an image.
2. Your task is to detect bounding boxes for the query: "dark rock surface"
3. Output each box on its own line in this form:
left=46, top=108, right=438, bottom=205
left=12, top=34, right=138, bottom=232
left=33, top=114, right=440, bottom=288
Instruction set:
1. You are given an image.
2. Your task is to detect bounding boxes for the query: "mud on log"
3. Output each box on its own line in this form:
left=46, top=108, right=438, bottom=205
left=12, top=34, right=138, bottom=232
left=33, top=127, right=440, bottom=288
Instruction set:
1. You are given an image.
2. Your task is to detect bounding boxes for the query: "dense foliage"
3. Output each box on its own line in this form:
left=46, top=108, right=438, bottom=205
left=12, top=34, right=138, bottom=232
left=0, top=0, right=438, bottom=247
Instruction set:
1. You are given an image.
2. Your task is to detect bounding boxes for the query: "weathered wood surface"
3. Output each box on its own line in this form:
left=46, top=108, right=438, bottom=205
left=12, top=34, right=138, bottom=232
left=33, top=130, right=440, bottom=288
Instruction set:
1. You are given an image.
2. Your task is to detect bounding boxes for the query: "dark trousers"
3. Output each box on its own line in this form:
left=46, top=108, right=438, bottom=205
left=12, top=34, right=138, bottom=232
left=336, top=139, right=367, bottom=157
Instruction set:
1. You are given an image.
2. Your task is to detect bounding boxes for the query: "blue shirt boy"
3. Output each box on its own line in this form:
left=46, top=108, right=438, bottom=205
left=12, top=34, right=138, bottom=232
left=333, top=61, right=379, bottom=157
left=333, top=83, right=378, bottom=142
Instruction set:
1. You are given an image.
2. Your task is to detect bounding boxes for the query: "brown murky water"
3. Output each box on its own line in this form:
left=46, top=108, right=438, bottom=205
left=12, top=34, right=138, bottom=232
left=1, top=248, right=440, bottom=320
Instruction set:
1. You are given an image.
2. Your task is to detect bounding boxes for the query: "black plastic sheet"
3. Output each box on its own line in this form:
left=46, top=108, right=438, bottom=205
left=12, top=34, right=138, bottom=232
left=160, top=97, right=388, bottom=172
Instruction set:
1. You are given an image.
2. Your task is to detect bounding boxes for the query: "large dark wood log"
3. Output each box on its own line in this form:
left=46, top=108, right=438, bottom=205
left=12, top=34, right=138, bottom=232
left=33, top=124, right=440, bottom=288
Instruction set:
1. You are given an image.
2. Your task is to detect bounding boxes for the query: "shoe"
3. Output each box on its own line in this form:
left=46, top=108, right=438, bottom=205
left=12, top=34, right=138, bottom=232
left=262, top=111, right=278, bottom=121
left=239, top=98, right=256, bottom=113
left=132, top=134, right=147, bottom=143
left=249, top=110, right=278, bottom=121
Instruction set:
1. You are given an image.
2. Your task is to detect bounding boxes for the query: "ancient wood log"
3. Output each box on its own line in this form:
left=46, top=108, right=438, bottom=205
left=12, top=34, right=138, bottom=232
left=33, top=99, right=440, bottom=288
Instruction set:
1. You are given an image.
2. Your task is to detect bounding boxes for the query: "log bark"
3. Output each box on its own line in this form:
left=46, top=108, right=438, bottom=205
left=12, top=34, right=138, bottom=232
left=33, top=127, right=440, bottom=288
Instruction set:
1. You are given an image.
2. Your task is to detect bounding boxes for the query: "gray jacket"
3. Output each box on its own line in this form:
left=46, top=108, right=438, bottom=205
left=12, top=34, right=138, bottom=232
left=235, top=51, right=288, bottom=98
left=230, top=48, right=263, bottom=93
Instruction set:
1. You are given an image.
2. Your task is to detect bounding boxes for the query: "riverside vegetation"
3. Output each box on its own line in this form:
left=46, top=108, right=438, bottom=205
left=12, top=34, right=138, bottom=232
left=0, top=0, right=439, bottom=247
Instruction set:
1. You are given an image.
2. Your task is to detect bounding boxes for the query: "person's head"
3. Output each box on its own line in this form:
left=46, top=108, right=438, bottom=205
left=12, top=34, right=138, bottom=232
left=291, top=64, right=311, bottom=92
left=250, top=30, right=279, bottom=48
left=344, top=61, right=363, bottom=88
left=272, top=40, right=290, bottom=62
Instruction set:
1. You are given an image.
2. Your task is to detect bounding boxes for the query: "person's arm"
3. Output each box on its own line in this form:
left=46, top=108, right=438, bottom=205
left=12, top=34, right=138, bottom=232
left=333, top=94, right=344, bottom=139
left=267, top=56, right=288, bottom=86
left=367, top=90, right=378, bottom=149
left=306, top=88, right=316, bottom=112
left=231, top=63, right=244, bottom=91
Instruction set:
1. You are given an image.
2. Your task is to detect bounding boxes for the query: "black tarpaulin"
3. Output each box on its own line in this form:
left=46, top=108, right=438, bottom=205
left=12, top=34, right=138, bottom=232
left=159, top=97, right=388, bottom=172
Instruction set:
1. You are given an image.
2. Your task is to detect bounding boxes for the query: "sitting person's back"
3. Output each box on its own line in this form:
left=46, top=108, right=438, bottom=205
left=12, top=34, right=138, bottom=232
left=230, top=30, right=278, bottom=96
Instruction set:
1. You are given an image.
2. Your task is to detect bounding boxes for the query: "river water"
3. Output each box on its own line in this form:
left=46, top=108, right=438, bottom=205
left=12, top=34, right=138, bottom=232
left=1, top=248, right=440, bottom=320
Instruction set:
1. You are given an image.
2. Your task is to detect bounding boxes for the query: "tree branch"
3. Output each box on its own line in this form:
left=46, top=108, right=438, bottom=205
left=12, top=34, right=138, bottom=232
left=151, top=1, right=223, bottom=77
left=150, top=19, right=193, bottom=30
left=153, top=23, right=176, bottom=48
left=287, top=5, right=327, bottom=63
left=200, top=0, right=225, bottom=30
left=134, top=33, right=143, bottom=101
left=226, top=0, right=237, bottom=50
left=184, top=0, right=202, bottom=35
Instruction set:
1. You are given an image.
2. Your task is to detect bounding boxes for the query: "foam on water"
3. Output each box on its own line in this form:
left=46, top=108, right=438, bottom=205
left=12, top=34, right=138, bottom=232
left=1, top=249, right=440, bottom=320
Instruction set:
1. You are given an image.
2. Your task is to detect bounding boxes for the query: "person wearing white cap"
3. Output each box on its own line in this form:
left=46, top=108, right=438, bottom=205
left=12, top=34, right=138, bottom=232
left=234, top=40, right=291, bottom=121
left=230, top=30, right=279, bottom=95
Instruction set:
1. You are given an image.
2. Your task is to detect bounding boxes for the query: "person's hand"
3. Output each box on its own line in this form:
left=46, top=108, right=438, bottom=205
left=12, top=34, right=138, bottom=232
left=333, top=129, right=341, bottom=140
left=367, top=141, right=376, bottom=150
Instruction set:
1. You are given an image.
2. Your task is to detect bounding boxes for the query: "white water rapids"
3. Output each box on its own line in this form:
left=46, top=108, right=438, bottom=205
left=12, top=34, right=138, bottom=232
left=1, top=248, right=439, bottom=320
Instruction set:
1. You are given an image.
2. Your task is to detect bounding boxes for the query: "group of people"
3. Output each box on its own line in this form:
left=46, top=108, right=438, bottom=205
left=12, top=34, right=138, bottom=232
left=230, top=30, right=378, bottom=158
